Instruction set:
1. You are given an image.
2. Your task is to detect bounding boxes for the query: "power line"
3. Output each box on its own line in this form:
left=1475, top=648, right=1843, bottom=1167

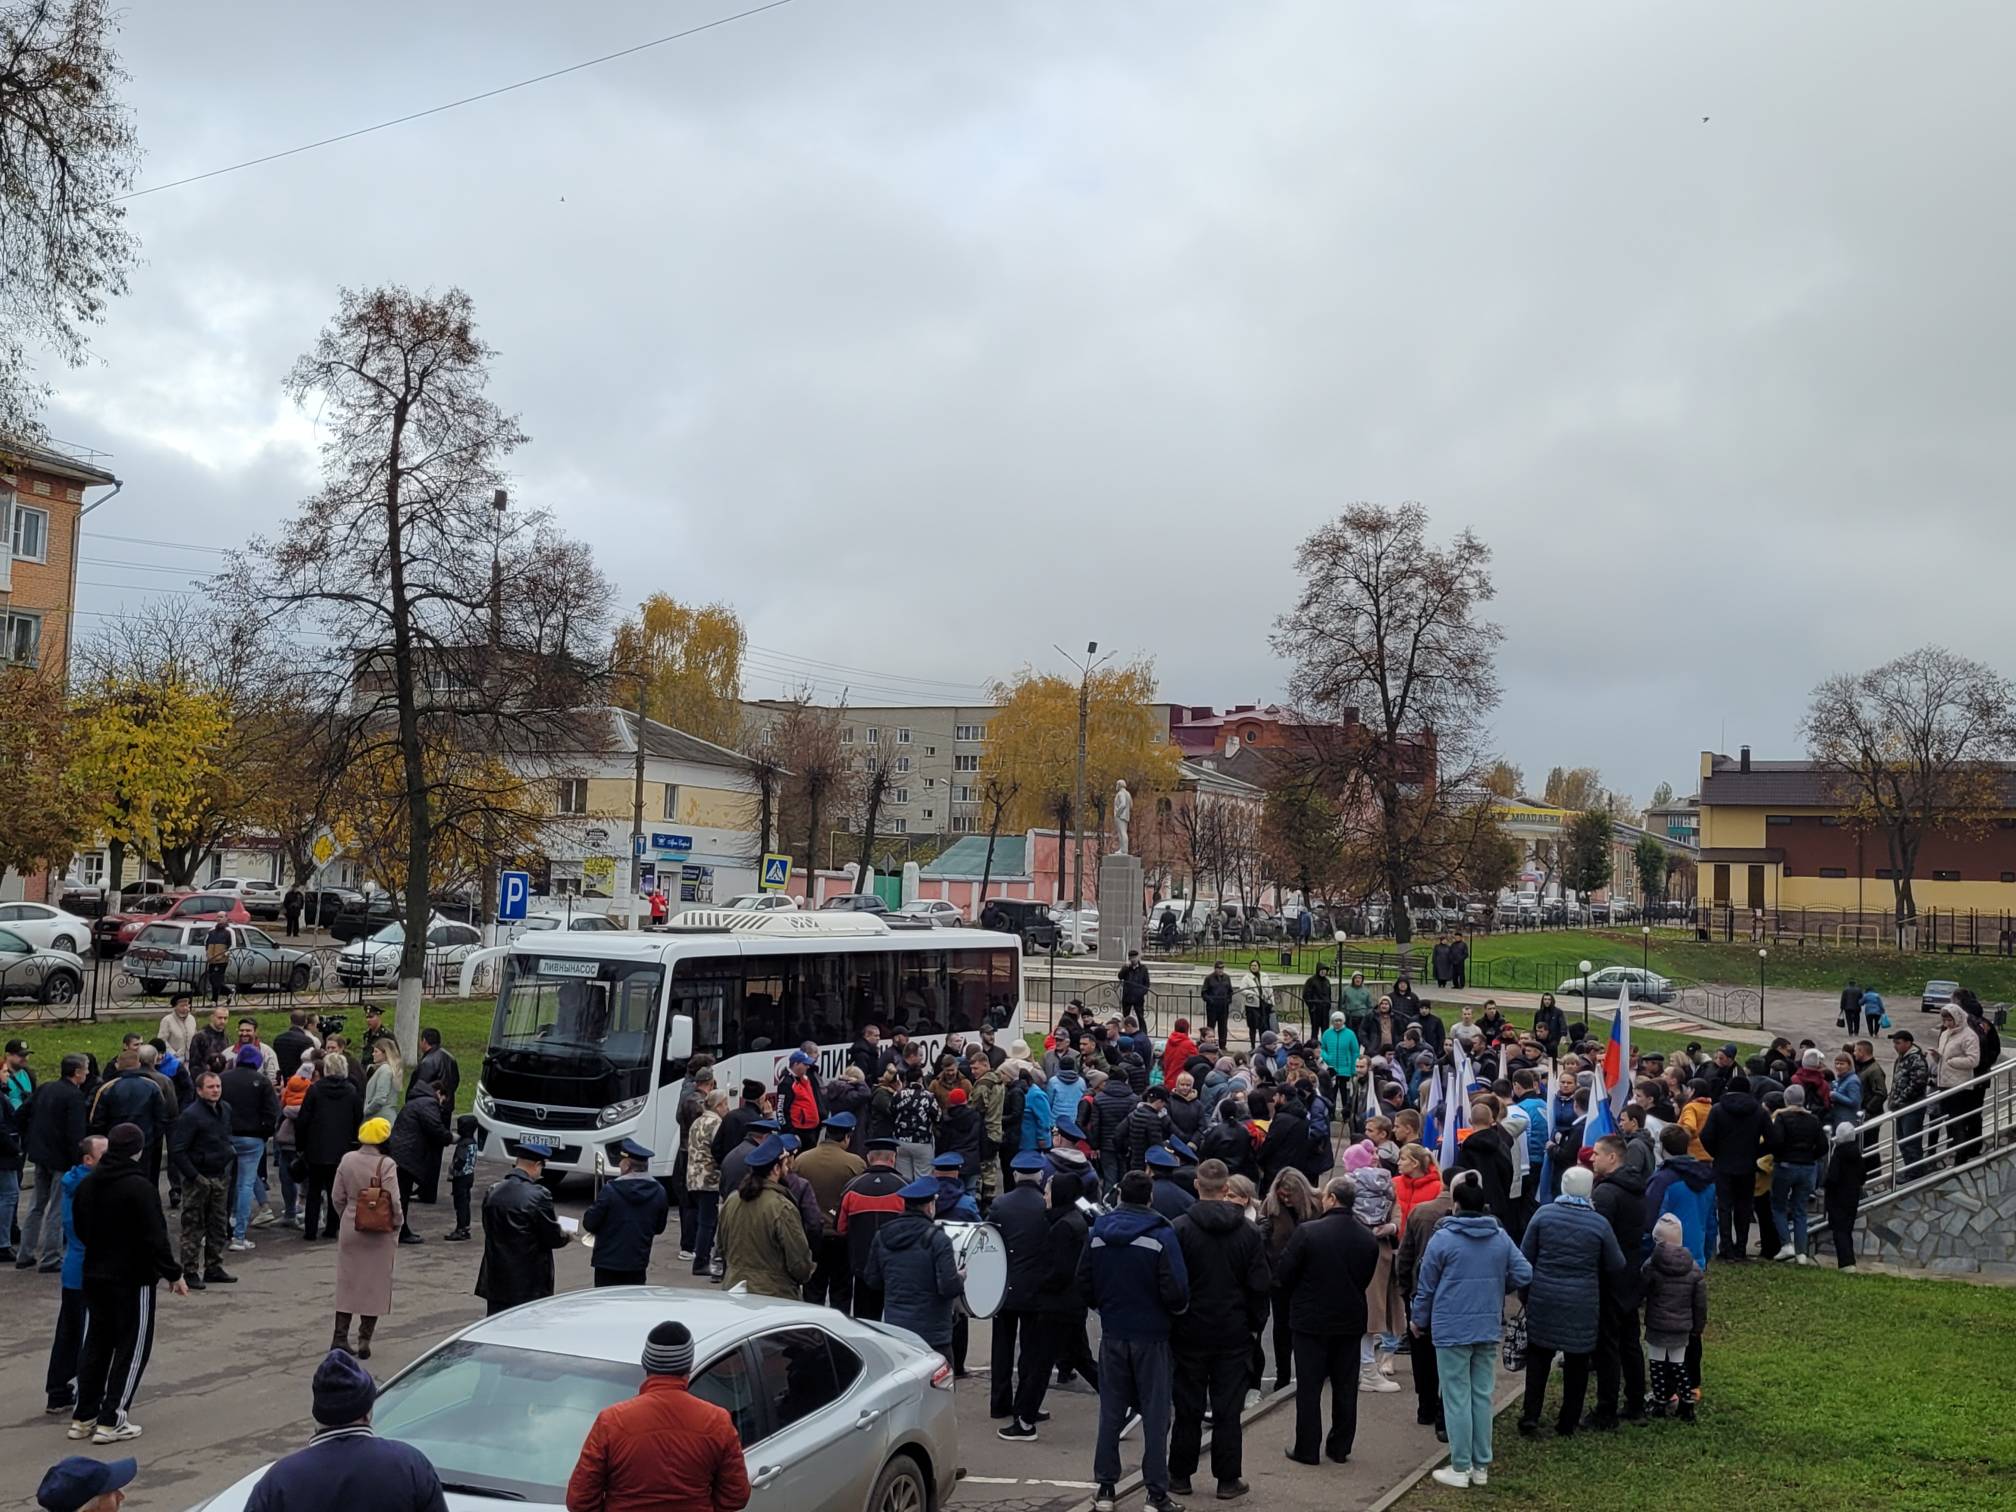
left=114, top=0, right=801, bottom=202
left=82, top=533, right=231, bottom=555
left=747, top=640, right=988, bottom=694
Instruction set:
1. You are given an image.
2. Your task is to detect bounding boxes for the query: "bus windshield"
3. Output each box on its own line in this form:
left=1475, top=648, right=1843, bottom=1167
left=491, top=953, right=664, bottom=1073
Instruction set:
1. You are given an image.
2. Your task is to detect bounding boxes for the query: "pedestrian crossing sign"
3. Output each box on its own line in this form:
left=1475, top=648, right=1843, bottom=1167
left=760, top=853, right=792, bottom=892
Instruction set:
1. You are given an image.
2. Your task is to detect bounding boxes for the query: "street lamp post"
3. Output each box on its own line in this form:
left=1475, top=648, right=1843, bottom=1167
left=1334, top=928, right=1346, bottom=979
left=1641, top=925, right=1651, bottom=979
left=1758, top=948, right=1768, bottom=1027
left=1578, top=957, right=1593, bottom=1038
left=1057, top=639, right=1112, bottom=956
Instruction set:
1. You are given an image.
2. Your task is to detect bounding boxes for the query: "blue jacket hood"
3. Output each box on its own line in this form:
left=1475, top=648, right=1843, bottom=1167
left=1439, top=1213, right=1505, bottom=1242
left=1664, top=1155, right=1714, bottom=1191
left=1093, top=1203, right=1177, bottom=1246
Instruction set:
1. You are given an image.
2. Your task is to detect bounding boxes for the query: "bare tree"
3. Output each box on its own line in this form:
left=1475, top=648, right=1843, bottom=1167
left=231, top=286, right=611, bottom=1058
left=973, top=771, right=1020, bottom=915
left=1803, top=646, right=2016, bottom=927
left=0, top=0, right=140, bottom=439
left=1272, top=502, right=1503, bottom=945
left=853, top=761, right=892, bottom=879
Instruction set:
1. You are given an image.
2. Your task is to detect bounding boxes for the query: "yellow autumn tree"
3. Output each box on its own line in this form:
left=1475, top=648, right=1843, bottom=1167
left=612, top=595, right=747, bottom=746
left=334, top=737, right=552, bottom=898
left=68, top=675, right=229, bottom=892
left=0, top=667, right=88, bottom=880
left=985, top=659, right=1181, bottom=903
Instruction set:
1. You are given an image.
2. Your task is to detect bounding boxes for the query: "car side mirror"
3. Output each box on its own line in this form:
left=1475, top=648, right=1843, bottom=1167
left=667, top=1014, right=694, bottom=1060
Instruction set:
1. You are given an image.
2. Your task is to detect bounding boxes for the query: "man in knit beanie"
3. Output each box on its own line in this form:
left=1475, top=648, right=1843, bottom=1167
left=567, top=1321, right=751, bottom=1511
left=240, top=1350, right=444, bottom=1511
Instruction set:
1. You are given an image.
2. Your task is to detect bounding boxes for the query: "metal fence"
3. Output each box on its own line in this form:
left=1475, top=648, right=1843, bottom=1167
left=76, top=943, right=492, bottom=1019
left=1693, top=903, right=2016, bottom=956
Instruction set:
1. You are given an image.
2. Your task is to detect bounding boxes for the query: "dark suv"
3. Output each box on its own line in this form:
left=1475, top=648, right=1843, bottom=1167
left=979, top=898, right=1061, bottom=954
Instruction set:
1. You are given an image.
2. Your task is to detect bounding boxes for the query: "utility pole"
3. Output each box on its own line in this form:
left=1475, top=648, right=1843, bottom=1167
left=629, top=673, right=648, bottom=929
left=1058, top=639, right=1111, bottom=954
left=479, top=488, right=506, bottom=943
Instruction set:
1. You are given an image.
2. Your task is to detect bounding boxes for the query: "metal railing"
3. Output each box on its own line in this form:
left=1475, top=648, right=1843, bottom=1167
left=1695, top=903, right=2016, bottom=956
left=77, top=943, right=492, bottom=1017
left=1820, top=1055, right=2016, bottom=1218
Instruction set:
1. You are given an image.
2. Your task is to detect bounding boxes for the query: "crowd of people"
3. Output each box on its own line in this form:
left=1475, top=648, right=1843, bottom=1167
left=12, top=959, right=2007, bottom=1511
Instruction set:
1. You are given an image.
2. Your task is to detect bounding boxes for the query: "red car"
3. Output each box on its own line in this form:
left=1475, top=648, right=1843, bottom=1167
left=93, top=891, right=250, bottom=957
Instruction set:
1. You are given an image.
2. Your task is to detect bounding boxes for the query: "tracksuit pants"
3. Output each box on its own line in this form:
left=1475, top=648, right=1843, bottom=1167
left=1171, top=1347, right=1250, bottom=1484
left=74, top=1281, right=158, bottom=1429
left=1095, top=1335, right=1173, bottom=1499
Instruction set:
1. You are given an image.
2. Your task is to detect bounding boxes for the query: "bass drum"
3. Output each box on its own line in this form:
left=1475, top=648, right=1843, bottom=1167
left=942, top=1221, right=1008, bottom=1319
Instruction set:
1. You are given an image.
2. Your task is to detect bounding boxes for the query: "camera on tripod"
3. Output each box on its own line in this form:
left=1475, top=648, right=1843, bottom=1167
left=315, top=1013, right=346, bottom=1039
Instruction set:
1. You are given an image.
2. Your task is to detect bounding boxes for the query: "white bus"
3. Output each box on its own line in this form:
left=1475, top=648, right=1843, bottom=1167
left=462, top=911, right=1025, bottom=1179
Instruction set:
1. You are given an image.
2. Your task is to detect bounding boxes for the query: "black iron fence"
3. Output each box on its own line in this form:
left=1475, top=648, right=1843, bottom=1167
left=1693, top=904, right=2016, bottom=956
left=77, top=943, right=493, bottom=1019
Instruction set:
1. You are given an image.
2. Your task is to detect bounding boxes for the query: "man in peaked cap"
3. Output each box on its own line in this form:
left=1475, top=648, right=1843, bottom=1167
left=582, top=1139, right=668, bottom=1288
left=864, top=1175, right=964, bottom=1361
left=798, top=1114, right=866, bottom=1312
left=475, top=1138, right=568, bottom=1316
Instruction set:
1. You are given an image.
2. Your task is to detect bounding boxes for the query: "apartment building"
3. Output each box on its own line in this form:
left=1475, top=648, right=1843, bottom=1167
left=2, top=439, right=122, bottom=683
left=743, top=700, right=998, bottom=838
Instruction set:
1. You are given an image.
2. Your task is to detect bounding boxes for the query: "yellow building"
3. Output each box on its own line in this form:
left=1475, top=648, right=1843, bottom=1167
left=1696, top=747, right=2016, bottom=918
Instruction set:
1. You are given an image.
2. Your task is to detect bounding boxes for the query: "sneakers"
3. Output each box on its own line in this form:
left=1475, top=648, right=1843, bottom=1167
left=1094, top=1484, right=1118, bottom=1512
left=1430, top=1467, right=1472, bottom=1490
left=228, top=1238, right=255, bottom=1252
left=203, top=1268, right=238, bottom=1284
left=1838, top=1263, right=1858, bottom=1273
left=67, top=1420, right=94, bottom=1441
left=1774, top=1244, right=1796, bottom=1261
left=1469, top=1469, right=1490, bottom=1487
left=996, top=1419, right=1039, bottom=1441
left=281, top=1214, right=302, bottom=1229
left=184, top=1274, right=207, bottom=1291
left=677, top=1249, right=696, bottom=1262
left=1120, top=1410, right=1143, bottom=1438
left=251, top=1209, right=279, bottom=1228
left=444, top=1228, right=471, bottom=1242
left=93, top=1420, right=143, bottom=1444
left=1244, top=1389, right=1262, bottom=1409
left=1795, top=1254, right=1815, bottom=1267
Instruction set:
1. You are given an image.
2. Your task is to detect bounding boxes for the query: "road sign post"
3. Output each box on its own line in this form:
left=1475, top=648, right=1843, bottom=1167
left=497, top=870, right=531, bottom=923
left=759, top=853, right=792, bottom=894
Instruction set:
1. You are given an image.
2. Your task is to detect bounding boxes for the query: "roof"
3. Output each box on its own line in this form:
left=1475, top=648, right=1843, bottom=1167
left=1, top=438, right=119, bottom=487
left=605, top=706, right=760, bottom=771
left=1175, top=757, right=1265, bottom=796
left=921, top=834, right=1030, bottom=877
left=1699, top=753, right=2016, bottom=808
left=462, top=1288, right=851, bottom=1363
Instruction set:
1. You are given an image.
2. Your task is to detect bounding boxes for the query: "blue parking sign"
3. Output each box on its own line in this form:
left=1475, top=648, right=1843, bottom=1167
left=498, top=870, right=530, bottom=921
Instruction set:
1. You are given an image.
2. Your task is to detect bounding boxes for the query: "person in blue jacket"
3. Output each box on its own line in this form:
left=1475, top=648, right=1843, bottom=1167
left=1516, top=1166, right=1624, bottom=1439
left=580, top=1139, right=669, bottom=1287
left=44, top=1136, right=103, bottom=1416
left=1078, top=1170, right=1190, bottom=1512
left=245, top=1349, right=447, bottom=1512
left=1642, top=1125, right=1718, bottom=1266
left=1145, top=1146, right=1195, bottom=1221
left=864, top=1177, right=964, bottom=1357
left=1410, top=1173, right=1532, bottom=1492
left=1018, top=1069, right=1053, bottom=1153
left=928, top=1152, right=980, bottom=1221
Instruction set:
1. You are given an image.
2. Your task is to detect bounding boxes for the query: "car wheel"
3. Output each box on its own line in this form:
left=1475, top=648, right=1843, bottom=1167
left=289, top=963, right=312, bottom=992
left=41, top=972, right=80, bottom=1006
left=868, top=1454, right=928, bottom=1512
left=139, top=978, right=165, bottom=996
left=52, top=934, right=78, bottom=954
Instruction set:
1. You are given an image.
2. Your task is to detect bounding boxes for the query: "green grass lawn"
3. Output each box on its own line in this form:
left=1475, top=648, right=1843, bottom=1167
left=1394, top=1263, right=2016, bottom=1512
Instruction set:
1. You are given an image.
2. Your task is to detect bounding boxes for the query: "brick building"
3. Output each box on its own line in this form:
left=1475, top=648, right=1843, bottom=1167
left=2, top=440, right=121, bottom=684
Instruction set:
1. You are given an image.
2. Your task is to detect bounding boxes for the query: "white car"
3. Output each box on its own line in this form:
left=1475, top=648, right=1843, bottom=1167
left=510, top=912, right=625, bottom=939
left=895, top=900, right=963, bottom=927
left=721, top=893, right=801, bottom=912
left=187, top=1290, right=960, bottom=1512
left=0, top=928, right=85, bottom=1006
left=1051, top=906, right=1100, bottom=953
left=0, top=901, right=94, bottom=955
left=1554, top=965, right=1676, bottom=1005
left=337, top=916, right=485, bottom=988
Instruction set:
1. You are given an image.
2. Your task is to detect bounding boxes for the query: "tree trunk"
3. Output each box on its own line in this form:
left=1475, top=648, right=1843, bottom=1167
left=977, top=804, right=1002, bottom=917
left=107, top=837, right=126, bottom=896
left=383, top=399, right=428, bottom=1065
left=855, top=774, right=886, bottom=878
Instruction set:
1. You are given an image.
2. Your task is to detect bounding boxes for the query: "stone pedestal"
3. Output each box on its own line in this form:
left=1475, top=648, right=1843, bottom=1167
left=1097, top=853, right=1145, bottom=962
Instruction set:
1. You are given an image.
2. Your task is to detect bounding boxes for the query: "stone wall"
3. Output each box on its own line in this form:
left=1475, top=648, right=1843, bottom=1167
left=1854, top=1150, right=2016, bottom=1277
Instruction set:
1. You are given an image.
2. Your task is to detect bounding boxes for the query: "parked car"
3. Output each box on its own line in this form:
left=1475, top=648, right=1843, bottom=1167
left=94, top=891, right=251, bottom=958
left=0, top=901, right=93, bottom=955
left=92, top=894, right=179, bottom=957
left=979, top=897, right=1061, bottom=954
left=122, top=922, right=323, bottom=997
left=1051, top=906, right=1101, bottom=953
left=296, top=887, right=362, bottom=928
left=1146, top=903, right=1202, bottom=944
left=721, top=893, right=802, bottom=913
left=330, top=893, right=401, bottom=943
left=337, top=916, right=485, bottom=988
left=509, top=911, right=624, bottom=940
left=896, top=899, right=964, bottom=927
left=1921, top=979, right=1960, bottom=1015
left=0, top=929, right=84, bottom=1007
left=1204, top=904, right=1280, bottom=942
left=241, top=881, right=286, bottom=920
left=185, top=1289, right=960, bottom=1512
left=819, top=893, right=892, bottom=915
left=1554, top=965, right=1675, bottom=1004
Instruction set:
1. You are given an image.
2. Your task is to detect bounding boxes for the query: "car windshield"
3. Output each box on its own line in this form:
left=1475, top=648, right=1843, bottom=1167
left=371, top=1340, right=640, bottom=1500
left=131, top=925, right=182, bottom=948
left=365, top=923, right=406, bottom=946
left=491, top=953, right=664, bottom=1071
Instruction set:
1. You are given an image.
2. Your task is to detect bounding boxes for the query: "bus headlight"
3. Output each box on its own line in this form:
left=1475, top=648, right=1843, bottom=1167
left=475, top=1086, right=495, bottom=1118
left=598, top=1096, right=647, bottom=1128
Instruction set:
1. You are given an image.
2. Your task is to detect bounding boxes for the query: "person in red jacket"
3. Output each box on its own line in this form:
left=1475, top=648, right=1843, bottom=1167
left=567, top=1320, right=750, bottom=1512
left=781, top=1053, right=824, bottom=1137
left=1161, top=1020, right=1199, bottom=1090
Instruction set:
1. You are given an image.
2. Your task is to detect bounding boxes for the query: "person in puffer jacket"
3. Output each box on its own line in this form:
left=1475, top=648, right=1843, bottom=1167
left=1640, top=1213, right=1707, bottom=1421
left=1123, top=1090, right=1173, bottom=1173
left=581, top=1139, right=670, bottom=1286
left=1642, top=1125, right=1718, bottom=1267
left=1088, top=1074, right=1139, bottom=1186
left=1516, top=1167, right=1624, bottom=1437
left=1346, top=1156, right=1405, bottom=1384
left=864, top=1178, right=963, bottom=1354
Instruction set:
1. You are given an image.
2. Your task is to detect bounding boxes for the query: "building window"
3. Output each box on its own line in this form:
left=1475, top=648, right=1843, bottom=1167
left=840, top=727, right=854, bottom=744
left=2002, top=872, right=2015, bottom=884
left=924, top=746, right=936, bottom=757
left=922, top=808, right=933, bottom=820
left=1820, top=816, right=1841, bottom=827
left=889, top=818, right=907, bottom=835
left=954, top=785, right=976, bottom=802
left=3, top=611, right=41, bottom=667
left=1933, top=869, right=1961, bottom=882
left=866, top=756, right=878, bottom=773
left=951, top=816, right=977, bottom=834
left=662, top=784, right=680, bottom=820
left=890, top=788, right=909, bottom=804
left=955, top=724, right=986, bottom=742
left=896, top=728, right=911, bottom=744
left=556, top=778, right=589, bottom=815
left=1766, top=815, right=1792, bottom=826
left=11, top=504, right=47, bottom=562
left=954, top=754, right=979, bottom=773
left=1818, top=867, right=1847, bottom=879
left=866, top=727, right=879, bottom=745
left=895, top=756, right=910, bottom=773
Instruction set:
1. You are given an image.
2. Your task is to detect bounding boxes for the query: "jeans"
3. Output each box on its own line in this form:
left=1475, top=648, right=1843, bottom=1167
left=1094, top=1335, right=1173, bottom=1499
left=1171, top=1347, right=1249, bottom=1483
left=1290, top=1332, right=1358, bottom=1461
left=1435, top=1341, right=1498, bottom=1474
left=21, top=1162, right=66, bottom=1267
left=0, top=1165, right=19, bottom=1251
left=691, top=1190, right=719, bottom=1274
left=1772, top=1161, right=1819, bottom=1254
left=230, top=1137, right=267, bottom=1241
left=1410, top=1328, right=1443, bottom=1428
left=276, top=1146, right=300, bottom=1220
left=1895, top=1106, right=1927, bottom=1177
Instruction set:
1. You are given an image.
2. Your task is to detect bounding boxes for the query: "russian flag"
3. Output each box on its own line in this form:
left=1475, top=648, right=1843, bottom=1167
left=1601, top=981, right=1632, bottom=1118
left=1586, top=1055, right=1617, bottom=1143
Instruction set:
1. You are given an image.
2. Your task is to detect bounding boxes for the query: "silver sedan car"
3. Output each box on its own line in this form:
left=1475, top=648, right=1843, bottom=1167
left=188, top=1290, right=959, bottom=1512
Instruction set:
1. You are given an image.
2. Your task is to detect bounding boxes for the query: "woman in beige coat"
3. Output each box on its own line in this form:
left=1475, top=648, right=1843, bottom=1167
left=330, top=1116, right=403, bottom=1358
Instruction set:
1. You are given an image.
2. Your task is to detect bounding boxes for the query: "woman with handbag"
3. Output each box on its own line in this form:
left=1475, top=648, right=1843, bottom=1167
left=329, top=1116, right=404, bottom=1358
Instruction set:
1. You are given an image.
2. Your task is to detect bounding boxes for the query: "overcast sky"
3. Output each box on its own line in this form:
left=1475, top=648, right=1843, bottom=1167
left=40, top=0, right=2016, bottom=808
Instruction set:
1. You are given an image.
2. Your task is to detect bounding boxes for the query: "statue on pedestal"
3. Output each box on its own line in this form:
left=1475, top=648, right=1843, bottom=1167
left=1112, top=779, right=1132, bottom=856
